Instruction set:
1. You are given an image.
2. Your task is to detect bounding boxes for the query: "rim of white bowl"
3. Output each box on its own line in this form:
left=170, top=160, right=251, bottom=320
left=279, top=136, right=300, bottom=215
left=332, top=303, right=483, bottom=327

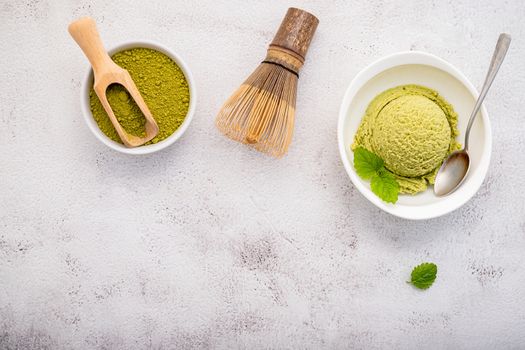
left=337, top=51, right=492, bottom=220
left=80, top=40, right=197, bottom=155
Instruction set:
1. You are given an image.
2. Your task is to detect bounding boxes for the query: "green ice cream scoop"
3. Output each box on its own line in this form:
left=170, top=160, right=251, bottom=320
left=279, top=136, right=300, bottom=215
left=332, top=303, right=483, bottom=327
left=352, top=84, right=460, bottom=194
left=371, top=94, right=451, bottom=177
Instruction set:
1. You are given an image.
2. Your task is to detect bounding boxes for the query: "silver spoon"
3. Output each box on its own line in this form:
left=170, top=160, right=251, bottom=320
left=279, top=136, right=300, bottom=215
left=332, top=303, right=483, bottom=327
left=434, top=33, right=511, bottom=197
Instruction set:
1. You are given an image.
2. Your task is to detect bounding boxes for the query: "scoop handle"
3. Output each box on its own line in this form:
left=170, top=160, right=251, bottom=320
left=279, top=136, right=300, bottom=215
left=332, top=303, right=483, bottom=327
left=464, top=33, right=511, bottom=150
left=68, top=17, right=114, bottom=75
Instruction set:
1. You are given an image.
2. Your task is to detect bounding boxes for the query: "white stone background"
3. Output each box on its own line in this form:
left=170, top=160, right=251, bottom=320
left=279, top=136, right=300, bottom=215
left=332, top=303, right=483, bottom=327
left=1, top=0, right=525, bottom=348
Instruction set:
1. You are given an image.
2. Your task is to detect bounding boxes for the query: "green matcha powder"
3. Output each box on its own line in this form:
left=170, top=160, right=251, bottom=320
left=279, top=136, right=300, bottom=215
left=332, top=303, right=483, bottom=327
left=89, top=48, right=190, bottom=145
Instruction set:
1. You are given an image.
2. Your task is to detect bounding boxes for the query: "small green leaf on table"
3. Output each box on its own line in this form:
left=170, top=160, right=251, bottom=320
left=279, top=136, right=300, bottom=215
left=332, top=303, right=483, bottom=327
left=410, top=262, right=437, bottom=290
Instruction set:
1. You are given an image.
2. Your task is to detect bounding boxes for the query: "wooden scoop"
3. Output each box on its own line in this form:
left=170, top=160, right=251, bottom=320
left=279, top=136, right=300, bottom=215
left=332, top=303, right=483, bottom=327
left=68, top=17, right=158, bottom=147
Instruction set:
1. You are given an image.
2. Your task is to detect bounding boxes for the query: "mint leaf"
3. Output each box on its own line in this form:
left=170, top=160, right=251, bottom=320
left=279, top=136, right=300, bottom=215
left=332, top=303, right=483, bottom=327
left=352, top=147, right=400, bottom=204
left=354, top=147, right=384, bottom=179
left=410, top=263, right=437, bottom=290
left=370, top=170, right=399, bottom=204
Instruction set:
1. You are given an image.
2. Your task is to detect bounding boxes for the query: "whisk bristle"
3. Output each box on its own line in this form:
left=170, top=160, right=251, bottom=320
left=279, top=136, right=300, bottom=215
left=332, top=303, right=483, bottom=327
left=216, top=62, right=298, bottom=157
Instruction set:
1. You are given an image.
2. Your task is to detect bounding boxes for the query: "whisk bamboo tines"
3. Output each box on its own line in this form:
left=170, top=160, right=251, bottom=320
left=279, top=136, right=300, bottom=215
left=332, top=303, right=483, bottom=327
left=216, top=8, right=319, bottom=157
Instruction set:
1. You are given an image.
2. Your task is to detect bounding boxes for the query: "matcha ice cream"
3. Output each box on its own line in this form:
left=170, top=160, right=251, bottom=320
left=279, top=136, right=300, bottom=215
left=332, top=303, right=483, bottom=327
left=352, top=84, right=460, bottom=194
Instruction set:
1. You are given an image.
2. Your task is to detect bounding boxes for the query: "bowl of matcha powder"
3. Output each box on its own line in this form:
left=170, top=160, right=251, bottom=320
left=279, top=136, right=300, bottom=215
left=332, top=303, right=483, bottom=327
left=80, top=41, right=196, bottom=154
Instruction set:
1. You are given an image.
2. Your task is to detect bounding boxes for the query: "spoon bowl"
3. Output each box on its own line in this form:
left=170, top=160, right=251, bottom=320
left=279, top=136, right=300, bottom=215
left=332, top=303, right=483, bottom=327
left=434, top=151, right=470, bottom=196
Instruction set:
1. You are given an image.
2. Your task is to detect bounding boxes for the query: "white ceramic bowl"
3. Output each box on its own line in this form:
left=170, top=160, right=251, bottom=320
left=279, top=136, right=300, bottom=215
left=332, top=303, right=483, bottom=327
left=80, top=40, right=196, bottom=155
left=337, top=51, right=491, bottom=220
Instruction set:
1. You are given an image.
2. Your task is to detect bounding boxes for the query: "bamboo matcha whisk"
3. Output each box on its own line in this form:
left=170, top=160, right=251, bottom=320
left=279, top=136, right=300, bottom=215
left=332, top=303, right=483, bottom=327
left=216, top=8, right=319, bottom=157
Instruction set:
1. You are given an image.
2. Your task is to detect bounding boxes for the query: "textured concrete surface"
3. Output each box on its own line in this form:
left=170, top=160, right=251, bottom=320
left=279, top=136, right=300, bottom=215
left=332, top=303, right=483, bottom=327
left=1, top=0, right=525, bottom=349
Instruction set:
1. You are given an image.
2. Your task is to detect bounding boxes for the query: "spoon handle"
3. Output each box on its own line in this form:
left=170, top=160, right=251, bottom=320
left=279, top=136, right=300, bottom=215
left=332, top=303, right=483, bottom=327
left=465, top=33, right=511, bottom=150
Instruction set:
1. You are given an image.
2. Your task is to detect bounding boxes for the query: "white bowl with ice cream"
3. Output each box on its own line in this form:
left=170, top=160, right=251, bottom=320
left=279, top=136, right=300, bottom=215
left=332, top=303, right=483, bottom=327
left=337, top=51, right=491, bottom=220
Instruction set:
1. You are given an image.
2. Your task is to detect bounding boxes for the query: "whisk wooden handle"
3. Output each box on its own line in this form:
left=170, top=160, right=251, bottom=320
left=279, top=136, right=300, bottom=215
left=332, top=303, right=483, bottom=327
left=270, top=8, right=319, bottom=62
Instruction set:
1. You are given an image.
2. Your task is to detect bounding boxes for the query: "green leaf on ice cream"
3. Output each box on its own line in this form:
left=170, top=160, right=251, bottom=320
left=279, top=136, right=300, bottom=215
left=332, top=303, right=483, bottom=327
left=354, top=147, right=384, bottom=179
left=371, top=170, right=399, bottom=204
left=353, top=147, right=400, bottom=203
